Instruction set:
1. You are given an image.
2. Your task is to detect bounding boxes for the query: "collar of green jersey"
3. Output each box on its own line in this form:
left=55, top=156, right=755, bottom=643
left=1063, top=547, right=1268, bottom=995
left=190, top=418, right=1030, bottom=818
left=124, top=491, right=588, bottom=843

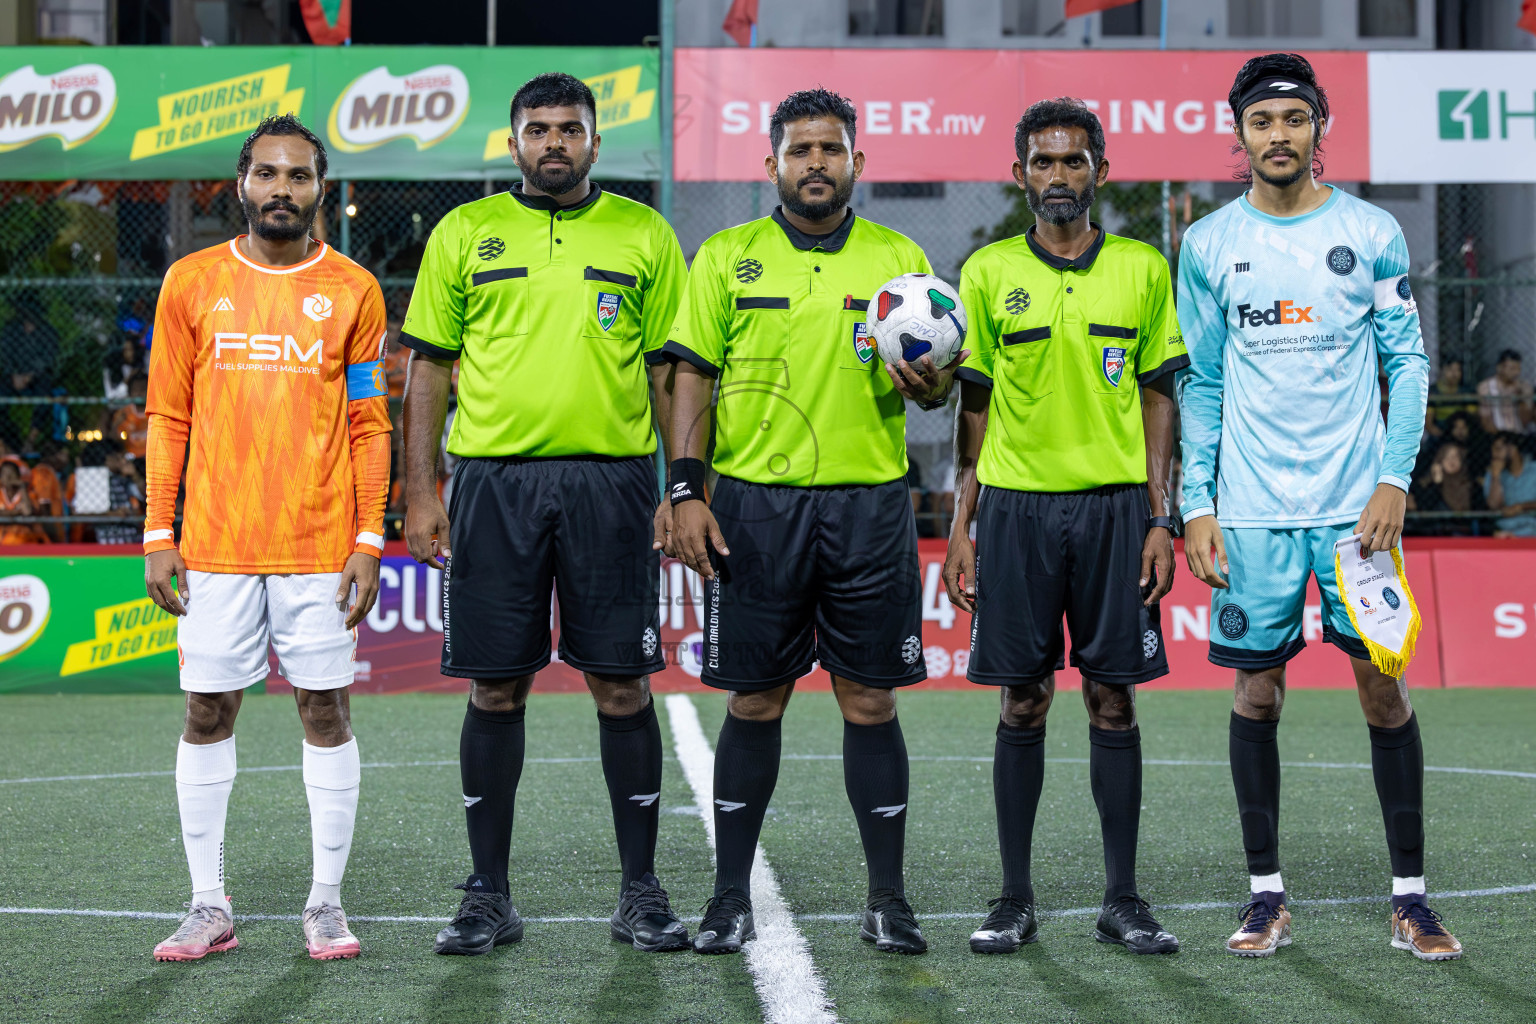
left=508, top=181, right=604, bottom=215
left=1024, top=222, right=1106, bottom=272
left=770, top=206, right=856, bottom=253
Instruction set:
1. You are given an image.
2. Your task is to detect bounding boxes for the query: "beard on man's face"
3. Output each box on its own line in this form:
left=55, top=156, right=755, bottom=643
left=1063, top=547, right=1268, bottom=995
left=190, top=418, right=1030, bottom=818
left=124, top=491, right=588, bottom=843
left=242, top=192, right=320, bottom=243
left=778, top=170, right=855, bottom=222
left=1025, top=179, right=1096, bottom=226
left=517, top=146, right=595, bottom=196
left=1245, top=130, right=1314, bottom=189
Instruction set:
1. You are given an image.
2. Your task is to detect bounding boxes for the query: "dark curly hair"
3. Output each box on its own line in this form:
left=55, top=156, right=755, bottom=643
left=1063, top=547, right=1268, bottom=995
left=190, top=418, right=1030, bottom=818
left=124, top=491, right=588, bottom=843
left=510, top=72, right=597, bottom=131
left=1228, top=53, right=1329, bottom=182
left=769, top=88, right=857, bottom=154
left=1013, top=97, right=1106, bottom=167
left=235, top=114, right=327, bottom=182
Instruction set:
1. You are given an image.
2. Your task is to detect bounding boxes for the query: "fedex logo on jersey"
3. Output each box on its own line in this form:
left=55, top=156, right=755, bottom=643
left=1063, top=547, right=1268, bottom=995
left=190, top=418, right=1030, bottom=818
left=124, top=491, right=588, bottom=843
left=1235, top=300, right=1316, bottom=328
left=213, top=332, right=324, bottom=375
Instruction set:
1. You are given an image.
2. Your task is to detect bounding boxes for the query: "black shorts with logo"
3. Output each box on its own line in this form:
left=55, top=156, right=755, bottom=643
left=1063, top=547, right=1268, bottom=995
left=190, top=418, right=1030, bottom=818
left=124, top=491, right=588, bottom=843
left=442, top=454, right=665, bottom=679
left=967, top=483, right=1168, bottom=687
left=701, top=475, right=927, bottom=692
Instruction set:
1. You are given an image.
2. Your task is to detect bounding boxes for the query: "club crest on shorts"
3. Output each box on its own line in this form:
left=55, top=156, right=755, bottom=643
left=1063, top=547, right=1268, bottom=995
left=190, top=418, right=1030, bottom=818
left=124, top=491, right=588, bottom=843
left=1381, top=586, right=1401, bottom=611
left=1102, top=346, right=1127, bottom=388
left=901, top=635, right=922, bottom=665
left=596, top=291, right=622, bottom=332
left=641, top=626, right=657, bottom=658
left=853, top=321, right=874, bottom=364
left=1218, top=604, right=1249, bottom=640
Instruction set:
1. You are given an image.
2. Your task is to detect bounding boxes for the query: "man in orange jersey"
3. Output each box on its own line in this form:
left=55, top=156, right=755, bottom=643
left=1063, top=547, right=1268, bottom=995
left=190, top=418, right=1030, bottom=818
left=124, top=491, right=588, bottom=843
left=142, top=115, right=391, bottom=964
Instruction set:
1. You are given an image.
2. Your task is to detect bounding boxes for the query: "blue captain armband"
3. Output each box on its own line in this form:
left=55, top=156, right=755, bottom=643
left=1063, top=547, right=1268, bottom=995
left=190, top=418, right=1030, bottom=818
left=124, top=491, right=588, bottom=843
left=346, top=359, right=388, bottom=400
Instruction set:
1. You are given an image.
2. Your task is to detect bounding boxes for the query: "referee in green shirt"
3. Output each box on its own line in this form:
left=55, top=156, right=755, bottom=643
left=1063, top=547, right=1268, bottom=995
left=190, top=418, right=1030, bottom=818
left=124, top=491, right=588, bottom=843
left=666, top=89, right=960, bottom=957
left=401, top=73, right=689, bottom=956
left=945, top=99, right=1187, bottom=956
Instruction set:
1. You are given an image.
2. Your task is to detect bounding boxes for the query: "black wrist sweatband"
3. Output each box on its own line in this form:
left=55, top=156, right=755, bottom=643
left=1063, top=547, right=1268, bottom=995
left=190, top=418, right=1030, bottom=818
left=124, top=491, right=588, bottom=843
left=1147, top=515, right=1173, bottom=531
left=669, top=458, right=706, bottom=505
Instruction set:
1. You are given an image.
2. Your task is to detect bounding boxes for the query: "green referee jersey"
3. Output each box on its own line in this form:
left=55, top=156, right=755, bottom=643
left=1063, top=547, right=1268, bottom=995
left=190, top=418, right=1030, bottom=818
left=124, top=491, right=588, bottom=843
left=956, top=225, right=1187, bottom=493
left=401, top=183, right=687, bottom=458
left=665, top=208, right=931, bottom=487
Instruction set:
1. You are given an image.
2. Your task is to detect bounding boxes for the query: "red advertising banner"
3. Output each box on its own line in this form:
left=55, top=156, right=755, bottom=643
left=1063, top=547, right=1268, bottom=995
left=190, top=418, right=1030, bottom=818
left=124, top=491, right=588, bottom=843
left=673, top=49, right=1370, bottom=183
left=305, top=540, right=1449, bottom=698
left=1428, top=546, right=1536, bottom=688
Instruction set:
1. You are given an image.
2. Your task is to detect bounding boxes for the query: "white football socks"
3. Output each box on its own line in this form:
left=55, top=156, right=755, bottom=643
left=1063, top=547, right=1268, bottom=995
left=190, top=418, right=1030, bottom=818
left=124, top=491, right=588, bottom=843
left=176, top=736, right=236, bottom=914
left=1249, top=872, right=1284, bottom=895
left=303, top=738, right=360, bottom=909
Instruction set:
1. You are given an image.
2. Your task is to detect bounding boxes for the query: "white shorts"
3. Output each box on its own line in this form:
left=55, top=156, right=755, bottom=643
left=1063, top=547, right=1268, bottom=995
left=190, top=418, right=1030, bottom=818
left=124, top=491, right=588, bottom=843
left=179, top=571, right=356, bottom=693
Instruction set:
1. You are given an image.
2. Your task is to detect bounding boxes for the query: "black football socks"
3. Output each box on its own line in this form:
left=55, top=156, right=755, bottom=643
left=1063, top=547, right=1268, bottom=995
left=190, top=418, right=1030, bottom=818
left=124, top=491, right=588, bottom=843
left=712, top=712, right=782, bottom=897
left=1229, top=711, right=1282, bottom=878
left=460, top=700, right=526, bottom=896
left=993, top=721, right=1046, bottom=904
left=598, top=700, right=664, bottom=890
left=842, top=716, right=911, bottom=897
left=1089, top=724, right=1143, bottom=902
left=1369, top=713, right=1426, bottom=910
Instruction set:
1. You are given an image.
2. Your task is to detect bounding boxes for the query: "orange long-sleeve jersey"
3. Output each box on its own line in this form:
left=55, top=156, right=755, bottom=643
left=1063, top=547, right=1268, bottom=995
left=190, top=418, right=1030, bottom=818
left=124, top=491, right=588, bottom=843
left=144, top=237, right=392, bottom=574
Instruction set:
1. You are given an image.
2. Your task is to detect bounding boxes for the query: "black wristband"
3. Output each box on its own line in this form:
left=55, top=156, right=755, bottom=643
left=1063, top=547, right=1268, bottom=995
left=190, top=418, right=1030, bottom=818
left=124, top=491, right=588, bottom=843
left=1147, top=515, right=1173, bottom=531
left=669, top=458, right=707, bottom=505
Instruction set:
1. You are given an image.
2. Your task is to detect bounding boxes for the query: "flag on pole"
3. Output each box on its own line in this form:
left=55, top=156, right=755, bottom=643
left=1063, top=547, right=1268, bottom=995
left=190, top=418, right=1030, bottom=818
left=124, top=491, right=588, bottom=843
left=1064, top=0, right=1140, bottom=15
left=300, top=0, right=351, bottom=46
left=1521, top=0, right=1536, bottom=36
left=723, top=0, right=759, bottom=48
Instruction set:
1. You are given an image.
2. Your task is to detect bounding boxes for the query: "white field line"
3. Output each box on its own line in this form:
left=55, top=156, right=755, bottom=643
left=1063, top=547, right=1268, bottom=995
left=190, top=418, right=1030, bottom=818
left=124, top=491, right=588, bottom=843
left=4, top=882, right=1532, bottom=928
left=4, top=756, right=1532, bottom=787
left=664, top=694, right=837, bottom=1024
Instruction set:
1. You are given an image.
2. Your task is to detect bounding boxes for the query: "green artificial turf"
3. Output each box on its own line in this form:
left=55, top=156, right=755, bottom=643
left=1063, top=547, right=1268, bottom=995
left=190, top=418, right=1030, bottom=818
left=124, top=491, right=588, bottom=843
left=0, top=688, right=1532, bottom=1024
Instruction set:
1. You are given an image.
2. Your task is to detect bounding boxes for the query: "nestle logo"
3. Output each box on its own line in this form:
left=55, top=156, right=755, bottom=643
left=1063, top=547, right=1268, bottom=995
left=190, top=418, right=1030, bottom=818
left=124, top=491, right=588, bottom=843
left=405, top=75, right=452, bottom=91
left=50, top=74, right=98, bottom=90
left=1236, top=301, right=1315, bottom=328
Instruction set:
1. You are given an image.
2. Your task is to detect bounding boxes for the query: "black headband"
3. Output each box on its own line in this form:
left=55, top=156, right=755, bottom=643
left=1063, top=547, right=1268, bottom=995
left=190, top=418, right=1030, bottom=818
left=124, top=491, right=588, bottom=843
left=1234, top=78, right=1321, bottom=121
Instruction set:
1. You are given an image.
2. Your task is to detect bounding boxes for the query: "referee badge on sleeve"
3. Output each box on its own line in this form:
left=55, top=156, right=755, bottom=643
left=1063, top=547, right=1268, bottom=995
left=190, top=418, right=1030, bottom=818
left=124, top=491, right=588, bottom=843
left=1102, top=346, right=1126, bottom=388
left=597, top=291, right=622, bottom=332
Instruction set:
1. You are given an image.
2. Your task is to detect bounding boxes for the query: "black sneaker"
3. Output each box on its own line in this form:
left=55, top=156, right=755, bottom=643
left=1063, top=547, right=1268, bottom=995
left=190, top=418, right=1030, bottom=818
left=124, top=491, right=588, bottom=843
left=610, top=873, right=689, bottom=952
left=1094, top=893, right=1179, bottom=954
left=433, top=874, right=524, bottom=955
left=692, top=889, right=754, bottom=955
left=969, top=894, right=1039, bottom=954
left=859, top=889, right=927, bottom=955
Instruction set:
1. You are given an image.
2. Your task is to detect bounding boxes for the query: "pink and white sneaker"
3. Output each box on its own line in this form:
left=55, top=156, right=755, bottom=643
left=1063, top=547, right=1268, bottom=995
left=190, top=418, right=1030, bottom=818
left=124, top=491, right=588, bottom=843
left=153, top=903, right=238, bottom=961
left=302, top=903, right=361, bottom=960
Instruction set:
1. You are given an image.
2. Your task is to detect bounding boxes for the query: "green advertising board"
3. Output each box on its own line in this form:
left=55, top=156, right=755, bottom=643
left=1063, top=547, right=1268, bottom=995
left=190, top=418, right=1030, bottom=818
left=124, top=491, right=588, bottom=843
left=0, top=556, right=182, bottom=693
left=0, top=46, right=660, bottom=180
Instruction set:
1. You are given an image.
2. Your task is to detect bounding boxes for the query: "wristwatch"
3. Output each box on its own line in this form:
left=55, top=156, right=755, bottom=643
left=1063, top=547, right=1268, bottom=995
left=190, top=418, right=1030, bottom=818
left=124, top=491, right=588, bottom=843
left=1147, top=516, right=1174, bottom=531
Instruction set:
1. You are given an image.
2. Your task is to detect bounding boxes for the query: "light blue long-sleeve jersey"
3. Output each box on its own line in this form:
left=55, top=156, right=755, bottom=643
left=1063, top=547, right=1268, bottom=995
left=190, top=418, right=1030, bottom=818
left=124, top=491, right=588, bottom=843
left=1176, top=187, right=1428, bottom=528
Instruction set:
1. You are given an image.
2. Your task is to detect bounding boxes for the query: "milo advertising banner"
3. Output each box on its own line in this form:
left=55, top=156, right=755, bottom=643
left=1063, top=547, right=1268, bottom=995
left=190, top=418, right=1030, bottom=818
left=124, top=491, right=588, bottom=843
left=1, top=556, right=181, bottom=694
left=0, top=47, right=660, bottom=180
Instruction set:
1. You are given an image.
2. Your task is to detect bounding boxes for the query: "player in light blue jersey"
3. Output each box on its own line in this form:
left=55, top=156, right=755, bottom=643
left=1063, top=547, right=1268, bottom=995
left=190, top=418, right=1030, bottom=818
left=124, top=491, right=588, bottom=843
left=1177, top=54, right=1460, bottom=962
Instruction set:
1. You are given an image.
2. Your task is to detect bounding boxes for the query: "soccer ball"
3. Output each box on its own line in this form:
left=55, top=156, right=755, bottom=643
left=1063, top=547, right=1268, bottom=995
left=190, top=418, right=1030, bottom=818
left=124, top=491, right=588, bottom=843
left=868, top=273, right=968, bottom=368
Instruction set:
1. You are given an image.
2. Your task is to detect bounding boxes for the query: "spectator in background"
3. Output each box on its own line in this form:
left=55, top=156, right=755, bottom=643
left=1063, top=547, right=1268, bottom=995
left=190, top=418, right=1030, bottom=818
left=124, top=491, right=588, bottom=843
left=1424, top=357, right=1478, bottom=440
left=110, top=373, right=150, bottom=459
left=95, top=446, right=142, bottom=545
left=104, top=335, right=147, bottom=400
left=1441, top=411, right=1489, bottom=482
left=0, top=455, right=41, bottom=544
left=1410, top=441, right=1485, bottom=536
left=0, top=298, right=58, bottom=381
left=1487, top=433, right=1536, bottom=538
left=29, top=439, right=69, bottom=543
left=1478, top=349, right=1534, bottom=435
left=0, top=367, right=53, bottom=454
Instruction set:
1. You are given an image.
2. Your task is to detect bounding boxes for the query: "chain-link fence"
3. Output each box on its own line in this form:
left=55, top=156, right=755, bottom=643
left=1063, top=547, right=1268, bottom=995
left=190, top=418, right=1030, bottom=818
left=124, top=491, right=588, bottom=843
left=2, top=176, right=1534, bottom=545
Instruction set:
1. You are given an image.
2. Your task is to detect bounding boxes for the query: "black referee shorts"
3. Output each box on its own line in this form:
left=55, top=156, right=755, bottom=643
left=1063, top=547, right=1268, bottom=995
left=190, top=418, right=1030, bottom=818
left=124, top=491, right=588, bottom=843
left=967, top=484, right=1168, bottom=687
left=701, top=476, right=927, bottom=693
left=442, top=454, right=664, bottom=679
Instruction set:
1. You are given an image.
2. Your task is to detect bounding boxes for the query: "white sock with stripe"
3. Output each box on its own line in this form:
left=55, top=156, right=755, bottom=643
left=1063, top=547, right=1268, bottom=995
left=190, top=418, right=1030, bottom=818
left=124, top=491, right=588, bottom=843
left=303, top=738, right=360, bottom=909
left=176, top=736, right=235, bottom=914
